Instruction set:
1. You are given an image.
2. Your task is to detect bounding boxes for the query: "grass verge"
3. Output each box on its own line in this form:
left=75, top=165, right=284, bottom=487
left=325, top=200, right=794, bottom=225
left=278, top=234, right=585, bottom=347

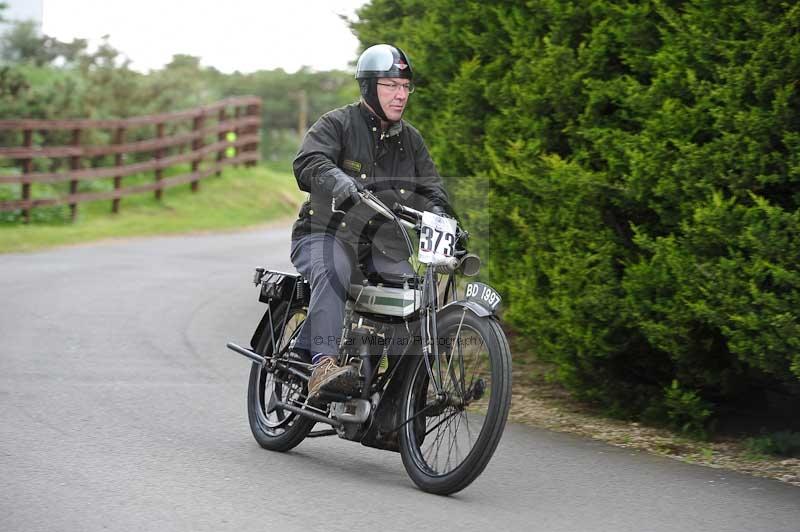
left=0, top=162, right=302, bottom=254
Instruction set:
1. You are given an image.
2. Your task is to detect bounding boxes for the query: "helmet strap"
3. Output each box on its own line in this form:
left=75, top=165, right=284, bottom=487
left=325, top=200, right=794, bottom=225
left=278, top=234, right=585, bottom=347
left=359, top=79, right=391, bottom=123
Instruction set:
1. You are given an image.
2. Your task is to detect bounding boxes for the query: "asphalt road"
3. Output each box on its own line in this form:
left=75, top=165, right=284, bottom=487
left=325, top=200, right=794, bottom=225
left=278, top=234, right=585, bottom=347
left=1, top=225, right=799, bottom=532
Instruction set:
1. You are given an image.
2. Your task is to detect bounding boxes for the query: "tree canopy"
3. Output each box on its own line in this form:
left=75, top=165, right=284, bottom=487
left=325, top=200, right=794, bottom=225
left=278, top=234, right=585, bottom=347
left=0, top=15, right=359, bottom=161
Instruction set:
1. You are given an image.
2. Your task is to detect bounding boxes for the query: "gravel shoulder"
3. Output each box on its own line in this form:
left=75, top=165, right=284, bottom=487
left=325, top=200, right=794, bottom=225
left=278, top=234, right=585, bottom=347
left=509, top=354, right=800, bottom=488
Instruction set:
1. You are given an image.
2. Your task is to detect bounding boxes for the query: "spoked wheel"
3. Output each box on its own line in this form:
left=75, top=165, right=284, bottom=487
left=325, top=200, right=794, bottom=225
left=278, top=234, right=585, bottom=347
left=247, top=302, right=314, bottom=451
left=399, top=307, right=512, bottom=494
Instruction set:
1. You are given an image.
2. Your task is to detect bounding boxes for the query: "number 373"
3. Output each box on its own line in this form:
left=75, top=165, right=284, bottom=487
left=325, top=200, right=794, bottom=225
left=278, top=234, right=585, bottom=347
left=420, top=226, right=455, bottom=256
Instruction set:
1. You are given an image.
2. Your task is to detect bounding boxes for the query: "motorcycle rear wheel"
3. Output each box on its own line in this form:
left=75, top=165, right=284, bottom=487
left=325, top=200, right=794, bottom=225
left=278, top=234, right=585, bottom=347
left=247, top=302, right=314, bottom=452
left=399, top=307, right=512, bottom=495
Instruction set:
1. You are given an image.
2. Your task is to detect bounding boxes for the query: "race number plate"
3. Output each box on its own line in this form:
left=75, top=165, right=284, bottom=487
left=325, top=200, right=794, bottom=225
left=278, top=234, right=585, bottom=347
left=418, top=211, right=457, bottom=265
left=465, top=282, right=502, bottom=312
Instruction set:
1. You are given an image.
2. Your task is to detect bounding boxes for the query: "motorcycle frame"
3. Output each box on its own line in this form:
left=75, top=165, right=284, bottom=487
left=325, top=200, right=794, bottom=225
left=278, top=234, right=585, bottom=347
left=227, top=193, right=484, bottom=447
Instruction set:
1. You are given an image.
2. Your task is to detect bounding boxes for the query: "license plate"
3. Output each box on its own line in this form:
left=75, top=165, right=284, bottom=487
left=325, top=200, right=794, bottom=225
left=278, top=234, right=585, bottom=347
left=465, top=282, right=501, bottom=312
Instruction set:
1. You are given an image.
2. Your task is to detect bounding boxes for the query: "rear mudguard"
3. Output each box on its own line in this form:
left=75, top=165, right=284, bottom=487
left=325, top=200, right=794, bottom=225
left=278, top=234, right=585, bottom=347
left=249, top=269, right=310, bottom=351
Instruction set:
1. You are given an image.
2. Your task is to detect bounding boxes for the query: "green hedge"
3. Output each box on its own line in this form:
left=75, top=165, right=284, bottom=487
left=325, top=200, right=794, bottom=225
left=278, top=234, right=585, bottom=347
left=353, top=0, right=800, bottom=429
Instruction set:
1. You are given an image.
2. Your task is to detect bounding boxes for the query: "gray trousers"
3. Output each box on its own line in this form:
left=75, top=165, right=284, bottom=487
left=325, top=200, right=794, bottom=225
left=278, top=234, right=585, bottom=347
left=290, top=233, right=414, bottom=357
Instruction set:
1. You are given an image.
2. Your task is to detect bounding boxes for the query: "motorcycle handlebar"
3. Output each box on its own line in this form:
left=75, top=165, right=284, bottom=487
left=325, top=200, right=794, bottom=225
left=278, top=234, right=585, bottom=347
left=358, top=191, right=468, bottom=241
left=392, top=202, right=423, bottom=220
left=357, top=191, right=473, bottom=270
left=359, top=191, right=416, bottom=229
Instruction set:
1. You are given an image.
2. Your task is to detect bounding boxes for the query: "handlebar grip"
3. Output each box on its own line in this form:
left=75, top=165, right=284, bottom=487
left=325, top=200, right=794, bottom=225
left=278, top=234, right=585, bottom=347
left=392, top=202, right=423, bottom=219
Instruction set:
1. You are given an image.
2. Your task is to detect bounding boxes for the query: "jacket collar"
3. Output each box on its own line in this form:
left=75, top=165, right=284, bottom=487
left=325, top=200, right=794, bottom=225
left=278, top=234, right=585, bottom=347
left=358, top=101, right=403, bottom=138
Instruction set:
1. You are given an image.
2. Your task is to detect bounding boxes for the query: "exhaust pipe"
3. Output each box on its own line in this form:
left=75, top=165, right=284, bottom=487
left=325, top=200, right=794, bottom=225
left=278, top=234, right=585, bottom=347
left=275, top=401, right=342, bottom=427
left=226, top=343, right=344, bottom=428
left=226, top=342, right=266, bottom=365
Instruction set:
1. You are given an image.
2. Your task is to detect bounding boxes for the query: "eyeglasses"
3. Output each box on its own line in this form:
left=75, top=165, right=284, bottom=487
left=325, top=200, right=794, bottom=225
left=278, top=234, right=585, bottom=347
left=376, top=82, right=416, bottom=94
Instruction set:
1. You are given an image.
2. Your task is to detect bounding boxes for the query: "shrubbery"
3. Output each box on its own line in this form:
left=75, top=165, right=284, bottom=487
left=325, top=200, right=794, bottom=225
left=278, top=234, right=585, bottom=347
left=353, top=0, right=800, bottom=432
left=745, top=431, right=800, bottom=458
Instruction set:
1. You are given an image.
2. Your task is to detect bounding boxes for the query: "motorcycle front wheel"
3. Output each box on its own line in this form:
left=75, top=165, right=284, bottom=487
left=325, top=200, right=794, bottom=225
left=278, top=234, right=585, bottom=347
left=399, top=306, right=512, bottom=495
left=247, top=302, right=314, bottom=452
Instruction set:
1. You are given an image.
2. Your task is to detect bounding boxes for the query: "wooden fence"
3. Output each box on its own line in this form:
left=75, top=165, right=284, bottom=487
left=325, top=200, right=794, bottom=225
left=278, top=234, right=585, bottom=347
left=0, top=96, right=262, bottom=222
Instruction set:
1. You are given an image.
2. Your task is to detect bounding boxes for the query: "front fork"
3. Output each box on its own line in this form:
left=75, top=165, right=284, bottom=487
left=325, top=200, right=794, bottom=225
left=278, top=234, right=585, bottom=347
left=419, top=267, right=472, bottom=403
left=420, top=267, right=452, bottom=397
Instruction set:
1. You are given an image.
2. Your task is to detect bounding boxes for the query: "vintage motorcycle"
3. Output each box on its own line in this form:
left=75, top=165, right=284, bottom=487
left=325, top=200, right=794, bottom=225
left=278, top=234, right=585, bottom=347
left=226, top=191, right=511, bottom=495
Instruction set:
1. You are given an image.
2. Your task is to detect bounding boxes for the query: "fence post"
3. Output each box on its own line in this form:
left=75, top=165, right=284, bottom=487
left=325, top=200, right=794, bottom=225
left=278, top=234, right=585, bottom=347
left=112, top=127, right=126, bottom=213
left=21, top=129, right=32, bottom=223
left=154, top=122, right=165, bottom=201
left=191, top=111, right=205, bottom=192
left=69, top=128, right=81, bottom=222
left=233, top=106, right=241, bottom=168
left=245, top=101, right=260, bottom=167
left=216, top=107, right=227, bottom=176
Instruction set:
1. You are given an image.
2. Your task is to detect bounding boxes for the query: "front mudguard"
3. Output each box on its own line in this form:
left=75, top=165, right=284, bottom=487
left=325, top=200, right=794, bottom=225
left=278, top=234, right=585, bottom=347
left=441, top=280, right=502, bottom=318
left=439, top=299, right=494, bottom=318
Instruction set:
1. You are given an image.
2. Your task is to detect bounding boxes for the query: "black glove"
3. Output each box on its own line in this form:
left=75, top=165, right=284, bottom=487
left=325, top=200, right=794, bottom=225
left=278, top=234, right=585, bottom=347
left=323, top=169, right=362, bottom=211
left=332, top=177, right=361, bottom=211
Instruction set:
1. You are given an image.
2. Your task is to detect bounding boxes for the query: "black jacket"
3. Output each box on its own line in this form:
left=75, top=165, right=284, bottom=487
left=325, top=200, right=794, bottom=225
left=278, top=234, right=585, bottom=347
left=292, top=102, right=449, bottom=261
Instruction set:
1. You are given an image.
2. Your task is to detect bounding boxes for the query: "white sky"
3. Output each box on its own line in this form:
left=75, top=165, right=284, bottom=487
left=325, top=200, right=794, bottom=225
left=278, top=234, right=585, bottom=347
left=38, top=0, right=369, bottom=73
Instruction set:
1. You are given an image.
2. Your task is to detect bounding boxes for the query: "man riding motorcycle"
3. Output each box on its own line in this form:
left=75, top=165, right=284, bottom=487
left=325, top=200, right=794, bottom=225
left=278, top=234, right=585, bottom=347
left=289, top=44, right=451, bottom=402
